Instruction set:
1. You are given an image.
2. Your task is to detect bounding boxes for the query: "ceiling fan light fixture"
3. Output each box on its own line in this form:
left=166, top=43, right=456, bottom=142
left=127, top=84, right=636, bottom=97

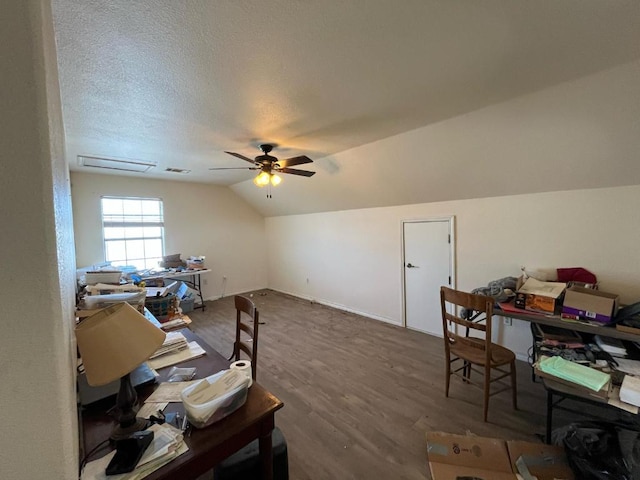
left=253, top=171, right=271, bottom=187
left=270, top=174, right=281, bottom=186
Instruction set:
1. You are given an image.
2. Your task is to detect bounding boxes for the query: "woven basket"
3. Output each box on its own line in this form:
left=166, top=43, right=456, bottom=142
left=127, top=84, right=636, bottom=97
left=145, top=293, right=177, bottom=322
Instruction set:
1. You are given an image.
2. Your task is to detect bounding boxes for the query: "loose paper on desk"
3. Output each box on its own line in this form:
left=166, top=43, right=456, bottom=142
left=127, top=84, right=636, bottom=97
left=145, top=381, right=199, bottom=403
left=81, top=423, right=188, bottom=480
left=147, top=341, right=206, bottom=370
left=137, top=402, right=168, bottom=420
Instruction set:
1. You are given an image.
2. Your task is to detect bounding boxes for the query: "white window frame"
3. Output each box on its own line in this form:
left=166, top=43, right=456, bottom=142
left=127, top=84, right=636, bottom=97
left=100, top=196, right=165, bottom=270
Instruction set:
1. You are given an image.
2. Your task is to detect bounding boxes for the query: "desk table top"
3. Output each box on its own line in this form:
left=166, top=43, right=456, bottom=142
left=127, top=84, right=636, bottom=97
left=141, top=269, right=211, bottom=279
left=495, top=306, right=640, bottom=342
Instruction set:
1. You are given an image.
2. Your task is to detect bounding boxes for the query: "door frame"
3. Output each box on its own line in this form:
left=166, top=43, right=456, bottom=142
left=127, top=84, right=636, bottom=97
left=401, top=216, right=456, bottom=328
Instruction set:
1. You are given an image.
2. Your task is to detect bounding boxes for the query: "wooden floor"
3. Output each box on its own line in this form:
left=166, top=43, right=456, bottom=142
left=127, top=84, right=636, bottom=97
left=188, top=289, right=563, bottom=480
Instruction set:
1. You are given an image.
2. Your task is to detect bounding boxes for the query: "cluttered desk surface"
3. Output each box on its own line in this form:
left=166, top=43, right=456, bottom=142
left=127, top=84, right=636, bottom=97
left=495, top=302, right=640, bottom=342
left=80, top=328, right=284, bottom=480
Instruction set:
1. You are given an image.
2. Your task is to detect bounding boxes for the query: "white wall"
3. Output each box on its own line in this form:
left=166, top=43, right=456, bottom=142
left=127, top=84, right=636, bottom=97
left=0, top=1, right=78, bottom=478
left=267, top=185, right=640, bottom=361
left=71, top=172, right=268, bottom=298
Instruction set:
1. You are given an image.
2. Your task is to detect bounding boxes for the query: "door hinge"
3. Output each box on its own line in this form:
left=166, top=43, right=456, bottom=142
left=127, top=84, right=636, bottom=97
left=448, top=276, right=451, bottom=285
left=447, top=234, right=451, bottom=244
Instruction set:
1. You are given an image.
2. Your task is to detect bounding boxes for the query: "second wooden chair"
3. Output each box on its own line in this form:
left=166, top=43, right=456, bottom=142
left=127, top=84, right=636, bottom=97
left=440, top=286, right=518, bottom=422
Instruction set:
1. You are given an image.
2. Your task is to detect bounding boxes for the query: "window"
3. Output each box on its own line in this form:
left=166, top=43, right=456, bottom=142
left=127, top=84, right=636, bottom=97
left=101, top=196, right=164, bottom=270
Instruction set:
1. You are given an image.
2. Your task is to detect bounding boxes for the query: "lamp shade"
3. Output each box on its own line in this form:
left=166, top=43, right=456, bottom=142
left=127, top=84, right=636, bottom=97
left=76, top=302, right=166, bottom=386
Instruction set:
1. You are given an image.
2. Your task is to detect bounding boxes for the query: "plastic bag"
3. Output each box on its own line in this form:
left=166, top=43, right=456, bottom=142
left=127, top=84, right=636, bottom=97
left=552, top=422, right=639, bottom=480
left=166, top=366, right=196, bottom=382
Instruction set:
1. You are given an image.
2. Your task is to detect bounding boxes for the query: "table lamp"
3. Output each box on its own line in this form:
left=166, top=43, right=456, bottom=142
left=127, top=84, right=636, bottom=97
left=76, top=302, right=166, bottom=440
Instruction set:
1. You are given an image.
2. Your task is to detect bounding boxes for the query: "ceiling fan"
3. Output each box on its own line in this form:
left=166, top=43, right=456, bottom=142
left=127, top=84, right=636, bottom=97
left=210, top=144, right=315, bottom=191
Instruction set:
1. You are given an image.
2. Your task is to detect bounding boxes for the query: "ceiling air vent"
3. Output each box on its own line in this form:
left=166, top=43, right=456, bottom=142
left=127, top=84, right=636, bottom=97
left=165, top=167, right=191, bottom=174
left=78, top=155, right=156, bottom=173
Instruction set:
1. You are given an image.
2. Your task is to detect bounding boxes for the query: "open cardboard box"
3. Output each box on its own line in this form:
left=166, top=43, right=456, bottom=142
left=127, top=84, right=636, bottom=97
left=515, top=277, right=566, bottom=314
left=426, top=432, right=574, bottom=480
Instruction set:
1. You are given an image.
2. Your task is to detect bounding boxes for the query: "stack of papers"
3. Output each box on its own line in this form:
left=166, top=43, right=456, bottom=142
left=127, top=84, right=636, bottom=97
left=620, top=375, right=640, bottom=407
left=594, top=335, right=627, bottom=357
left=147, top=341, right=206, bottom=370
left=160, top=315, right=192, bottom=332
left=149, top=332, right=189, bottom=359
left=81, top=423, right=188, bottom=480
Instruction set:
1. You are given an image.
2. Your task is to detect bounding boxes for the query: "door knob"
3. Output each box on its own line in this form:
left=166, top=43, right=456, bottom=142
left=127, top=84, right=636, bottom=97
left=406, top=263, right=418, bottom=268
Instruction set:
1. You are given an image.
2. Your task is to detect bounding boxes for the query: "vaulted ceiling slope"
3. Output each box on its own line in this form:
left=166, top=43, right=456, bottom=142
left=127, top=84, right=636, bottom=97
left=53, top=1, right=640, bottom=216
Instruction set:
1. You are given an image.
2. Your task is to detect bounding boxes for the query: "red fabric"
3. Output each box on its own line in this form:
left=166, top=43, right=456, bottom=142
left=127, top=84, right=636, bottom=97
left=556, top=267, right=597, bottom=284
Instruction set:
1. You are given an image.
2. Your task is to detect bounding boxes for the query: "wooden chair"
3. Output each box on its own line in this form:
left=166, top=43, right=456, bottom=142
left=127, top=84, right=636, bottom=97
left=440, top=286, right=518, bottom=422
left=216, top=295, right=289, bottom=480
left=229, top=295, right=259, bottom=380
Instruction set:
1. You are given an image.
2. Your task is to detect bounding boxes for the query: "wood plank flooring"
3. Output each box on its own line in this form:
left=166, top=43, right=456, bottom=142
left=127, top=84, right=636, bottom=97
left=188, top=289, right=564, bottom=480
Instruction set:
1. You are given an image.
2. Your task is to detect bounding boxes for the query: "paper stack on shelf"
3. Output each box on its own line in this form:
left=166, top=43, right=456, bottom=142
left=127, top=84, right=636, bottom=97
left=594, top=335, right=627, bottom=357
left=620, top=375, right=640, bottom=407
left=149, top=332, right=189, bottom=359
left=81, top=423, right=188, bottom=480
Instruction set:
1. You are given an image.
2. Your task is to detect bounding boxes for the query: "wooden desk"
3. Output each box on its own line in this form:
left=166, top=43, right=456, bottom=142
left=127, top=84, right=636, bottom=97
left=496, top=305, right=640, bottom=442
left=81, top=329, right=284, bottom=479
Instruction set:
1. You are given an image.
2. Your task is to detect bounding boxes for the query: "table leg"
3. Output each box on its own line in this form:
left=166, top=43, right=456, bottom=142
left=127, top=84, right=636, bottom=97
left=193, top=274, right=206, bottom=311
left=259, top=430, right=274, bottom=480
left=546, top=389, right=553, bottom=444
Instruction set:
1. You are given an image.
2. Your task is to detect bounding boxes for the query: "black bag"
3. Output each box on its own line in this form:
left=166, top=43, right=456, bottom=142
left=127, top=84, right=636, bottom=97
left=552, top=422, right=640, bottom=480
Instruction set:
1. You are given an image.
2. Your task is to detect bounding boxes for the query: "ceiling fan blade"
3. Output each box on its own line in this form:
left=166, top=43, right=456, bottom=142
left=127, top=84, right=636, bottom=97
left=209, top=167, right=258, bottom=171
left=225, top=151, right=256, bottom=164
left=278, top=167, right=316, bottom=177
left=277, top=155, right=313, bottom=168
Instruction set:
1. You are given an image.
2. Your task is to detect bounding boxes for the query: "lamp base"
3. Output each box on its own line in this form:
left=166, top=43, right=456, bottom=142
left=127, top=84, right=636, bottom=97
left=110, top=417, right=150, bottom=442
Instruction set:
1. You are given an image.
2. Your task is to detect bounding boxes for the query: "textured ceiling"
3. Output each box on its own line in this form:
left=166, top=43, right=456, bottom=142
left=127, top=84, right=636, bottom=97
left=52, top=0, right=640, bottom=215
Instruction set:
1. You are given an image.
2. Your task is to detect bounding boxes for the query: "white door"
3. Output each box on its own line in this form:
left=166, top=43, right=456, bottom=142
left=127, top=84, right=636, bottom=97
left=403, top=219, right=453, bottom=336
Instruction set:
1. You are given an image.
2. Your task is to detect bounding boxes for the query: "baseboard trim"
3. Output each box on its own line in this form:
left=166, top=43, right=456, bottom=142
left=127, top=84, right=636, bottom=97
left=270, top=288, right=402, bottom=327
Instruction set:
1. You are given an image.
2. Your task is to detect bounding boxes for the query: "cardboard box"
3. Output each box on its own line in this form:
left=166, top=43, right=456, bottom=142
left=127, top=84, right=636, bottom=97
left=425, top=432, right=573, bottom=480
left=507, top=441, right=574, bottom=480
left=561, top=286, right=619, bottom=324
left=515, top=277, right=566, bottom=314
left=426, top=432, right=515, bottom=480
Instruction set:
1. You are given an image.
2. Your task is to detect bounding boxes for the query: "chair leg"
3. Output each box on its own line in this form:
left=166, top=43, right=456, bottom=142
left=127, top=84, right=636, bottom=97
left=445, top=357, right=451, bottom=397
left=510, top=360, right=518, bottom=410
left=483, top=366, right=490, bottom=422
left=465, top=361, right=472, bottom=381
